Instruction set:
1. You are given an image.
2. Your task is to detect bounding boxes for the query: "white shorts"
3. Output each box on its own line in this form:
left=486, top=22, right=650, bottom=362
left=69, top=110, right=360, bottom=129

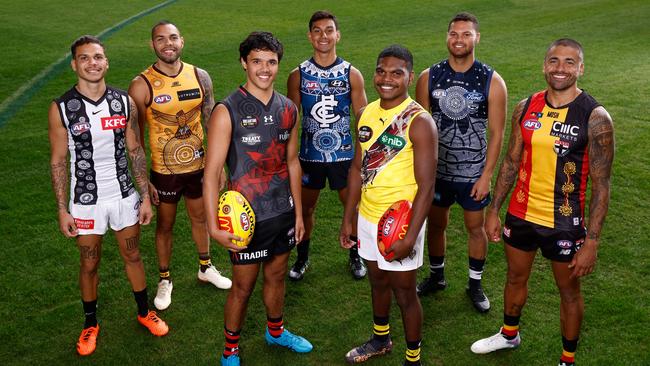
left=357, top=214, right=425, bottom=271
left=69, top=193, right=140, bottom=235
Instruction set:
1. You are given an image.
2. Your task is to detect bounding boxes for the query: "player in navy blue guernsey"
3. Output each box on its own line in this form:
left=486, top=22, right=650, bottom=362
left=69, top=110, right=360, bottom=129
left=48, top=35, right=168, bottom=356
left=415, top=13, right=507, bottom=313
left=287, top=10, right=368, bottom=281
left=203, top=32, right=312, bottom=366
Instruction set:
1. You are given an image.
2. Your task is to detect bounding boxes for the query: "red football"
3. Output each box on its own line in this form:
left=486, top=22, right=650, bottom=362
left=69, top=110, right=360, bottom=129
left=377, top=200, right=413, bottom=261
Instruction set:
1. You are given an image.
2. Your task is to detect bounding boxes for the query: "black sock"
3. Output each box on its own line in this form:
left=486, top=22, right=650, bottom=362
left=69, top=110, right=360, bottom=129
left=82, top=299, right=98, bottom=328
left=349, top=235, right=359, bottom=258
left=501, top=314, right=520, bottom=340
left=297, top=239, right=310, bottom=261
left=561, top=336, right=578, bottom=364
left=428, top=255, right=445, bottom=279
left=468, top=256, right=485, bottom=289
left=199, top=253, right=211, bottom=272
left=405, top=339, right=422, bottom=365
left=372, top=315, right=390, bottom=343
left=133, top=288, right=149, bottom=317
left=159, top=267, right=171, bottom=282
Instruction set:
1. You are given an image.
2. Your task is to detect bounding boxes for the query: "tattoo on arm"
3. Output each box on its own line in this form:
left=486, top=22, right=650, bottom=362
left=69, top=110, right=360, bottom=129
left=490, top=99, right=527, bottom=211
left=50, top=161, right=68, bottom=211
left=197, top=68, right=215, bottom=130
left=127, top=102, right=149, bottom=197
left=586, top=107, right=614, bottom=241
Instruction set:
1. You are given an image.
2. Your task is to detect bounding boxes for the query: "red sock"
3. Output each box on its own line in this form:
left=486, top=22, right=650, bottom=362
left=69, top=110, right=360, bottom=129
left=223, top=328, right=240, bottom=357
left=267, top=316, right=284, bottom=338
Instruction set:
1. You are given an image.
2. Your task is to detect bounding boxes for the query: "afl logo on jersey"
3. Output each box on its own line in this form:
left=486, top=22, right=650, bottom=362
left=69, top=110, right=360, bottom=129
left=70, top=121, right=91, bottom=136
left=154, top=94, right=172, bottom=104
left=431, top=89, right=446, bottom=99
left=304, top=81, right=319, bottom=91
left=523, top=119, right=542, bottom=130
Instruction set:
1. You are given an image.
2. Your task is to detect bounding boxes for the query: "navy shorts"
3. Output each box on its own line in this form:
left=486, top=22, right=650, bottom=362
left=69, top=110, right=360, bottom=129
left=502, top=213, right=586, bottom=262
left=150, top=169, right=203, bottom=203
left=432, top=178, right=490, bottom=211
left=300, top=160, right=351, bottom=190
left=230, top=211, right=296, bottom=265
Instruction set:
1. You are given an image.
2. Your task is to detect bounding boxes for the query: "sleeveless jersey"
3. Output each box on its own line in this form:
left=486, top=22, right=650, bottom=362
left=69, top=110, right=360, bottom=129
left=358, top=97, right=426, bottom=223
left=220, top=87, right=297, bottom=222
left=54, top=86, right=135, bottom=205
left=507, top=90, right=599, bottom=230
left=298, top=57, right=354, bottom=162
left=428, top=60, right=493, bottom=182
left=139, top=62, right=206, bottom=174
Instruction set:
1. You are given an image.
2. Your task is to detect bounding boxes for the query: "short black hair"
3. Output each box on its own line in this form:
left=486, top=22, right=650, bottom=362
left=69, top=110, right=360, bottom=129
left=309, top=10, right=338, bottom=31
left=546, top=38, right=584, bottom=62
left=151, top=20, right=179, bottom=40
left=239, top=31, right=284, bottom=62
left=70, top=35, right=104, bottom=57
left=377, top=44, right=413, bottom=72
left=448, top=12, right=479, bottom=32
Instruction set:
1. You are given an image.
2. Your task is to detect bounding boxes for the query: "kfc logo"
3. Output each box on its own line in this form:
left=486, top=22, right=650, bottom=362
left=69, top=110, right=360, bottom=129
left=101, top=116, right=127, bottom=130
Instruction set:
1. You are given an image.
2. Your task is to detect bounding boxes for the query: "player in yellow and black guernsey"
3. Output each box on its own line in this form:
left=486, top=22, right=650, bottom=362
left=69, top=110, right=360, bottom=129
left=471, top=39, right=614, bottom=366
left=129, top=21, right=231, bottom=312
left=203, top=32, right=312, bottom=366
left=340, top=45, right=437, bottom=366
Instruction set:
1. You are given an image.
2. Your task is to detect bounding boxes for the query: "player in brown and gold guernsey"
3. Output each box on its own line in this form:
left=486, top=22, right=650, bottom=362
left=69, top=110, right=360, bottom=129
left=470, top=39, right=614, bottom=366
left=129, top=21, right=231, bottom=312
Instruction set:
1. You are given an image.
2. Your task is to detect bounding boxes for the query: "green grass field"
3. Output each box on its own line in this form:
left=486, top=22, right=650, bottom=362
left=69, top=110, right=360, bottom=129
left=1, top=0, right=649, bottom=365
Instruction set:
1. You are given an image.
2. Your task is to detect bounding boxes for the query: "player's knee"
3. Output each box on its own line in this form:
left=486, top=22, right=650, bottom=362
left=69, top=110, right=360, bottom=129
left=123, top=251, right=142, bottom=265
left=558, top=287, right=582, bottom=305
left=230, top=282, right=254, bottom=300
left=506, top=269, right=528, bottom=287
left=80, top=261, right=99, bottom=276
left=466, top=224, right=487, bottom=241
left=393, top=287, right=417, bottom=309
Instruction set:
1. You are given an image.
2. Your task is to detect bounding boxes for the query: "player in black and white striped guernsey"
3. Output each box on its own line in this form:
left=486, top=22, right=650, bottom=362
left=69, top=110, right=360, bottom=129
left=48, top=35, right=168, bottom=356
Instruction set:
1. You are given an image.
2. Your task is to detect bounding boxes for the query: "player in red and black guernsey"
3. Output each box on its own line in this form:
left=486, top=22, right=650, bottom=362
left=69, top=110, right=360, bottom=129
left=286, top=10, right=368, bottom=281
left=129, top=21, right=231, bottom=313
left=203, top=32, right=312, bottom=366
left=48, top=36, right=168, bottom=357
left=471, top=39, right=614, bottom=366
left=415, top=12, right=507, bottom=313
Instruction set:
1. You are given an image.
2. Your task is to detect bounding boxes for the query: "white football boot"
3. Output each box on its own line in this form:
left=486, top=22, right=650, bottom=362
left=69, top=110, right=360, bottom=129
left=198, top=265, right=232, bottom=289
left=471, top=328, right=521, bottom=354
left=154, top=279, right=173, bottom=311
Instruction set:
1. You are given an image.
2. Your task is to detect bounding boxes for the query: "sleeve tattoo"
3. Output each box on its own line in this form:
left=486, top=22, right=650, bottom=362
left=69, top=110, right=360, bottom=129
left=50, top=161, right=69, bottom=211
left=127, top=102, right=149, bottom=197
left=197, top=68, right=215, bottom=130
left=586, top=107, right=614, bottom=240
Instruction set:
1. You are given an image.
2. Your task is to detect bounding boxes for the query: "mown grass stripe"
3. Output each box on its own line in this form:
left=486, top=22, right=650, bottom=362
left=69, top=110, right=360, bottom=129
left=0, top=0, right=177, bottom=128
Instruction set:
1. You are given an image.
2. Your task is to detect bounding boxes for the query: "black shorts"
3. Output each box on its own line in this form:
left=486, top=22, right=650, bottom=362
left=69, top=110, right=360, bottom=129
left=502, top=213, right=586, bottom=262
left=300, top=160, right=351, bottom=190
left=230, top=211, right=296, bottom=265
left=150, top=169, right=203, bottom=204
left=432, top=178, right=490, bottom=211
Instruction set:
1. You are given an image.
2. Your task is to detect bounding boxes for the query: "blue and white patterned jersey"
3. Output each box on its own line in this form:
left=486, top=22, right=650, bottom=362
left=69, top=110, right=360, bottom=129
left=298, top=57, right=353, bottom=162
left=428, top=60, right=493, bottom=182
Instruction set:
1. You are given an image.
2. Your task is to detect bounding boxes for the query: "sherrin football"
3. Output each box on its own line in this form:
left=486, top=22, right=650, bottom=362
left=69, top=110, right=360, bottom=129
left=377, top=200, right=412, bottom=261
left=218, top=190, right=255, bottom=247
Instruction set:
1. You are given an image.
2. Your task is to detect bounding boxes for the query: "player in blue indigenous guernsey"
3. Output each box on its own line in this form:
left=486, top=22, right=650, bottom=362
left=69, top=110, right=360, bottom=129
left=287, top=10, right=368, bottom=281
left=415, top=12, right=508, bottom=313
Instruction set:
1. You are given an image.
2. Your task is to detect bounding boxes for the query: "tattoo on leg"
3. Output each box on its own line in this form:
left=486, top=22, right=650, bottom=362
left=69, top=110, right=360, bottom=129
left=125, top=236, right=139, bottom=251
left=80, top=245, right=98, bottom=259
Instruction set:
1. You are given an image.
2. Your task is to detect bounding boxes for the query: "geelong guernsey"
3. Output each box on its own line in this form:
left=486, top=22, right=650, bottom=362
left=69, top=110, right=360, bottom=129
left=139, top=62, right=206, bottom=174
left=358, top=97, right=425, bottom=223
left=298, top=57, right=354, bottom=162
left=507, top=90, right=599, bottom=230
left=55, top=86, right=135, bottom=205
left=428, top=60, right=493, bottom=182
left=220, top=87, right=297, bottom=222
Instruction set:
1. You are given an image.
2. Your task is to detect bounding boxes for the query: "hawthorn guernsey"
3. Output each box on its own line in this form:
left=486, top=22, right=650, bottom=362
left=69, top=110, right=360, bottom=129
left=218, top=190, right=256, bottom=247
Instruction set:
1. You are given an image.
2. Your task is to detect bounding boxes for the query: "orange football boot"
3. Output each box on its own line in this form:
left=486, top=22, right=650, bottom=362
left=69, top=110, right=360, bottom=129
left=76, top=325, right=99, bottom=356
left=137, top=310, right=169, bottom=336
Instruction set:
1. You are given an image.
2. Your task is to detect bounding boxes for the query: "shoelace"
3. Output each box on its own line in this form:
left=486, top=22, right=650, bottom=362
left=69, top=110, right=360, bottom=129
left=81, top=328, right=95, bottom=341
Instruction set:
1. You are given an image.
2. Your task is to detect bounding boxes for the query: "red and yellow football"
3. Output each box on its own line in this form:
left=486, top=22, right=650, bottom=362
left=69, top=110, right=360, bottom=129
left=218, top=190, right=255, bottom=247
left=377, top=200, right=412, bottom=261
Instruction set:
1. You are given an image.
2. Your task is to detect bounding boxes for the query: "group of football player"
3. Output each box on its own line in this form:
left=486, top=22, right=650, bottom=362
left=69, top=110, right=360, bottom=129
left=49, top=9, right=613, bottom=366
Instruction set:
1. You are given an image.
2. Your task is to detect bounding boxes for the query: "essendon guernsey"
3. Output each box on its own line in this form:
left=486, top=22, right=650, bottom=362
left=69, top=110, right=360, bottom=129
left=507, top=90, right=599, bottom=230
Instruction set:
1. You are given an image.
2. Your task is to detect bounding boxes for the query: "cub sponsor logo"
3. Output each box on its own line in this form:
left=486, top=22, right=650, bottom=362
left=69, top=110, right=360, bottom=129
left=557, top=240, right=573, bottom=249
left=101, top=116, right=126, bottom=130
left=379, top=133, right=405, bottom=149
left=431, top=89, right=446, bottom=98
left=241, top=116, right=258, bottom=128
left=551, top=121, right=580, bottom=142
left=74, top=218, right=95, bottom=229
left=464, top=92, right=485, bottom=102
left=554, top=139, right=570, bottom=156
left=71, top=121, right=91, bottom=136
left=240, top=213, right=250, bottom=231
left=358, top=126, right=373, bottom=142
left=177, top=88, right=201, bottom=101
left=523, top=119, right=542, bottom=130
left=241, top=133, right=261, bottom=146
left=154, top=94, right=172, bottom=104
